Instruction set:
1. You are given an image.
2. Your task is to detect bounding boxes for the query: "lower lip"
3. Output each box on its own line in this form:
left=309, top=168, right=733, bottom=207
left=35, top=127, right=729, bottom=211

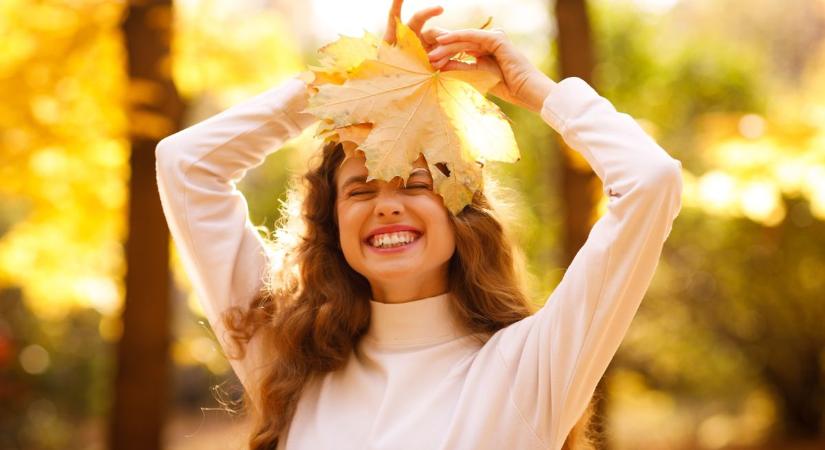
left=365, top=235, right=423, bottom=254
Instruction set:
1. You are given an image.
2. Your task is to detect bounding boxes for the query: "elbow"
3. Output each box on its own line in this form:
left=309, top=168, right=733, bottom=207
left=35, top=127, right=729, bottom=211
left=155, top=124, right=194, bottom=162
left=656, top=157, right=683, bottom=230
left=653, top=157, right=682, bottom=188
left=641, top=156, right=682, bottom=191
left=155, top=134, right=176, bottom=162
left=639, top=156, right=684, bottom=215
left=154, top=135, right=185, bottom=182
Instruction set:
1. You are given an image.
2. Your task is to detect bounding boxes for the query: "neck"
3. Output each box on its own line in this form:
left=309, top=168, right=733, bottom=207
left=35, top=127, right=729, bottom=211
left=369, top=267, right=449, bottom=304
left=366, top=291, right=470, bottom=346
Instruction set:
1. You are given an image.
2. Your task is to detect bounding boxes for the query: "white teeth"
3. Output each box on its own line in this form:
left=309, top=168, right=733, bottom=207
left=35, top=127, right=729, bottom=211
left=369, top=231, right=419, bottom=248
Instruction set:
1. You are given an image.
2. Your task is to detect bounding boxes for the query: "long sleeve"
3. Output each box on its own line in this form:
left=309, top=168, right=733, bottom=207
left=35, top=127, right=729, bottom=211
left=489, top=77, right=683, bottom=449
left=155, top=76, right=317, bottom=392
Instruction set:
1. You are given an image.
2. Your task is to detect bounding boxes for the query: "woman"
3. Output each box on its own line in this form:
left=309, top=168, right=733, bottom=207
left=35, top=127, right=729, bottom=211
left=155, top=1, right=683, bottom=449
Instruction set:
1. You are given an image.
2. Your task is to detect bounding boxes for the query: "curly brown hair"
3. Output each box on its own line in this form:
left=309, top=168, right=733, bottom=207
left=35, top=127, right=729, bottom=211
left=220, top=140, right=596, bottom=449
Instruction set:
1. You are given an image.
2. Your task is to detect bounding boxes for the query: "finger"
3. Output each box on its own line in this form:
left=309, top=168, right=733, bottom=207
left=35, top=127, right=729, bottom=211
left=421, top=26, right=449, bottom=50
left=431, top=48, right=483, bottom=70
left=421, top=26, right=448, bottom=43
left=435, top=28, right=506, bottom=53
left=432, top=48, right=482, bottom=63
left=428, top=41, right=484, bottom=62
left=432, top=50, right=483, bottom=70
left=383, top=0, right=405, bottom=43
left=438, top=59, right=478, bottom=72
left=407, top=6, right=443, bottom=36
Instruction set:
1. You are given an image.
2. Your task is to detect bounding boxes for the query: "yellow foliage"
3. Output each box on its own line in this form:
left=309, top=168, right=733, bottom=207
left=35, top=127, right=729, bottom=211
left=171, top=1, right=304, bottom=101
left=0, top=0, right=305, bottom=322
left=0, top=0, right=127, bottom=320
left=309, top=31, right=381, bottom=85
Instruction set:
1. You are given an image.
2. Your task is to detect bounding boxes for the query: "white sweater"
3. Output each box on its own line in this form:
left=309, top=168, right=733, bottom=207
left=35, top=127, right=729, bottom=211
left=155, top=75, right=683, bottom=450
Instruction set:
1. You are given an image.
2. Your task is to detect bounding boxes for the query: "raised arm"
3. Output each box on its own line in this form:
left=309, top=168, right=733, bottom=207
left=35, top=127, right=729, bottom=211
left=154, top=76, right=317, bottom=392
left=488, top=76, right=683, bottom=449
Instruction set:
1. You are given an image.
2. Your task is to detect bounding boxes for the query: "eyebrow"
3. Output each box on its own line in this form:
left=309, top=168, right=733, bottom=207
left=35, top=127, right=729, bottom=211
left=341, top=175, right=368, bottom=190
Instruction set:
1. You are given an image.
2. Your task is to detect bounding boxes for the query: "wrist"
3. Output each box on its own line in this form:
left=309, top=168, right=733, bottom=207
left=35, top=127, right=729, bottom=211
left=281, top=76, right=317, bottom=129
left=521, top=73, right=557, bottom=114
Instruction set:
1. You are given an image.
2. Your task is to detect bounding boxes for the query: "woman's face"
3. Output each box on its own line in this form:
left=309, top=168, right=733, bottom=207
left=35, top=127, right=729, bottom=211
left=335, top=151, right=455, bottom=303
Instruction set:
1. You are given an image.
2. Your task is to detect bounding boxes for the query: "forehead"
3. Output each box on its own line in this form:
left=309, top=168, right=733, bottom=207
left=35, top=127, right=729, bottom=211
left=335, top=152, right=430, bottom=185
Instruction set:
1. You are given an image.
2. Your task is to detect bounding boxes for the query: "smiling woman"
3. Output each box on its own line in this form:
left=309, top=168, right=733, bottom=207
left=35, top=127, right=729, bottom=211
left=212, top=133, right=553, bottom=449
left=154, top=0, right=682, bottom=449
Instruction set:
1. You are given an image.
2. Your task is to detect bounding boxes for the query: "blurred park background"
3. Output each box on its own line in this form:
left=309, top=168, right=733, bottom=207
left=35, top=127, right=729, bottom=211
left=1, top=0, right=824, bottom=448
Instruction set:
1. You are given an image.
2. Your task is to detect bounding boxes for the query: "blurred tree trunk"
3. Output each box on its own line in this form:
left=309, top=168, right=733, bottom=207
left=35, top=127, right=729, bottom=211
left=763, top=351, right=824, bottom=439
left=109, top=1, right=184, bottom=449
left=553, top=0, right=610, bottom=447
left=555, top=0, right=599, bottom=259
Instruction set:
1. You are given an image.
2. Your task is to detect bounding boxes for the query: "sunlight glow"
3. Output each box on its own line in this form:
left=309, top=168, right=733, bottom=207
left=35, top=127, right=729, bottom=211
left=632, top=0, right=680, bottom=14
left=189, top=336, right=218, bottom=364
left=74, top=276, right=120, bottom=316
left=739, top=180, right=785, bottom=226
left=693, top=127, right=825, bottom=225
left=697, top=170, right=738, bottom=215
left=28, top=146, right=67, bottom=176
left=713, top=139, right=776, bottom=171
left=689, top=169, right=789, bottom=226
left=738, top=113, right=766, bottom=139
left=775, top=159, right=807, bottom=195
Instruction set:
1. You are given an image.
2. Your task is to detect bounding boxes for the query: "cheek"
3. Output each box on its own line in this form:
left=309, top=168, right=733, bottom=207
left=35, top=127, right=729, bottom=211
left=439, top=223, right=457, bottom=254
left=336, top=203, right=365, bottom=249
left=418, top=202, right=455, bottom=252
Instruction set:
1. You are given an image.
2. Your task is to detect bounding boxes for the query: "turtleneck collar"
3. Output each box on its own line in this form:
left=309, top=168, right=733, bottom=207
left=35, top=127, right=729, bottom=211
left=365, top=291, right=469, bottom=347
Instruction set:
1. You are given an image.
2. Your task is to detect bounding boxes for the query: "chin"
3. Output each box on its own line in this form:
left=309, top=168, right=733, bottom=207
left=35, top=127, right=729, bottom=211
left=367, top=262, right=423, bottom=280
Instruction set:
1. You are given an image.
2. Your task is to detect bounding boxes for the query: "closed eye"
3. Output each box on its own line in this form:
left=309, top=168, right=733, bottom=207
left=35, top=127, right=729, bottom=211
left=405, top=183, right=432, bottom=190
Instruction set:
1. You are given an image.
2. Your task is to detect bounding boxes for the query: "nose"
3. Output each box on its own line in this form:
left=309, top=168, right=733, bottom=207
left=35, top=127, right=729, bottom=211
left=374, top=183, right=404, bottom=217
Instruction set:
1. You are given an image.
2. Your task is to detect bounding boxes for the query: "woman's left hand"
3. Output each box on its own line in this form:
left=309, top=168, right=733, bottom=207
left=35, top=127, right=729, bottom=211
left=426, top=27, right=557, bottom=113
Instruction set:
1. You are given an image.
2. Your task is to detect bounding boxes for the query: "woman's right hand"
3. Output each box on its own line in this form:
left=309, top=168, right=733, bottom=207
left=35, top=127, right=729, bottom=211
left=382, top=0, right=448, bottom=52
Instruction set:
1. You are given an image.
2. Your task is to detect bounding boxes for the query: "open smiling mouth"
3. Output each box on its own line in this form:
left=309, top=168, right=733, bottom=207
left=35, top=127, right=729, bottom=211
left=365, top=231, right=423, bottom=253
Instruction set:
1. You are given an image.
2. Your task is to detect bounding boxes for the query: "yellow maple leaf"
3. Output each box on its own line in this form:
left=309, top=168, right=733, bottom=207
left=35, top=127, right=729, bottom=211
left=307, top=31, right=380, bottom=86
left=303, top=18, right=520, bottom=214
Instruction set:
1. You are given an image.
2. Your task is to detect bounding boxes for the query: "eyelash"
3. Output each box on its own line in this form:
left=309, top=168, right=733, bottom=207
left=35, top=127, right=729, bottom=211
left=349, top=184, right=431, bottom=197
